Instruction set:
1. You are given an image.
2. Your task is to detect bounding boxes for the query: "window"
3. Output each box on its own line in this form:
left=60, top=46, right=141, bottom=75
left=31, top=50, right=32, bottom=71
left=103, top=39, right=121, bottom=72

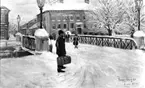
left=51, top=16, right=56, bottom=21
left=58, top=24, right=61, bottom=29
left=85, top=0, right=89, bottom=4
left=83, top=16, right=86, bottom=20
left=64, top=24, right=66, bottom=29
left=70, top=23, right=74, bottom=28
left=76, top=15, right=80, bottom=20
left=77, top=25, right=81, bottom=27
left=84, top=24, right=87, bottom=28
left=52, top=24, right=56, bottom=29
left=70, top=16, right=73, bottom=20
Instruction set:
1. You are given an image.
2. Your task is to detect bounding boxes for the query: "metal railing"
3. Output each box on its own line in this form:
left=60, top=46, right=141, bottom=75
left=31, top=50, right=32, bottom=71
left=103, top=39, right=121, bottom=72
left=69, top=35, right=138, bottom=50
left=22, top=35, right=36, bottom=51
left=21, top=34, right=138, bottom=51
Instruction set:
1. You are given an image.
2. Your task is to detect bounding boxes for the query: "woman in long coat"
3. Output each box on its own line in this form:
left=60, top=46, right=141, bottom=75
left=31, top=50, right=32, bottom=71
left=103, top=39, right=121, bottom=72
left=56, top=30, right=66, bottom=56
left=55, top=30, right=66, bottom=72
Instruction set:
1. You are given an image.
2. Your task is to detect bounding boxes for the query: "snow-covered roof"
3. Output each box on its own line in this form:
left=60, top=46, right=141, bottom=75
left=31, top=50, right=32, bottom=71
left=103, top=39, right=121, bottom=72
left=43, top=0, right=93, bottom=10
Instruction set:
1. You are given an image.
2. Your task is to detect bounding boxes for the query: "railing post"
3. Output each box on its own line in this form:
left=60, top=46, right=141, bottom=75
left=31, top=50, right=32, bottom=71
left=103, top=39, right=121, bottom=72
left=34, top=28, right=49, bottom=52
left=133, top=31, right=145, bottom=49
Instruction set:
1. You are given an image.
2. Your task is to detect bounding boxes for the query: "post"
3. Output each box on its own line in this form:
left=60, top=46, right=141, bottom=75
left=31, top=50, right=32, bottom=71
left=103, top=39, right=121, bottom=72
left=138, top=8, right=140, bottom=31
left=67, top=16, right=69, bottom=31
left=17, top=15, right=21, bottom=32
left=40, top=7, right=43, bottom=28
left=18, top=21, right=19, bottom=32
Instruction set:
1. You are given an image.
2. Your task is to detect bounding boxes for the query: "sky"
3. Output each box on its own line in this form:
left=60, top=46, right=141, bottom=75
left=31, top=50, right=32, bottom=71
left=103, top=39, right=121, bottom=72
left=1, top=0, right=145, bottom=25
left=1, top=0, right=89, bottom=25
left=1, top=0, right=40, bottom=24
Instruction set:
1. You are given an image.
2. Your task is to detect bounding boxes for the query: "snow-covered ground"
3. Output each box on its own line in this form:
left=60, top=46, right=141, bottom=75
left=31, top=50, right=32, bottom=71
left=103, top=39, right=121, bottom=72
left=0, top=41, right=145, bottom=88
left=0, top=34, right=21, bottom=48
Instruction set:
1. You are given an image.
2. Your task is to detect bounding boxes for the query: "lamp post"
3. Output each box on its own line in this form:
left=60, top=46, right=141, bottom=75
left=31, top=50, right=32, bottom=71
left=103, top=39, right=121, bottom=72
left=135, top=0, right=143, bottom=31
left=17, top=15, right=21, bottom=32
left=36, top=0, right=45, bottom=28
left=67, top=15, right=70, bottom=31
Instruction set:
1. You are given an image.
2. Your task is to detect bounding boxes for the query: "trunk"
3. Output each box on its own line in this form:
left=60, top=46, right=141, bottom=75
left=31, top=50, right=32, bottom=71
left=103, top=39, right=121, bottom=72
left=106, top=24, right=112, bottom=36
left=107, top=29, right=112, bottom=36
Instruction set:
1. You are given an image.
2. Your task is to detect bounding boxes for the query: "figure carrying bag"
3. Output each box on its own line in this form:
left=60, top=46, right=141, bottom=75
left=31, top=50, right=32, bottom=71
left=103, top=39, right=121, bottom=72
left=57, top=55, right=71, bottom=66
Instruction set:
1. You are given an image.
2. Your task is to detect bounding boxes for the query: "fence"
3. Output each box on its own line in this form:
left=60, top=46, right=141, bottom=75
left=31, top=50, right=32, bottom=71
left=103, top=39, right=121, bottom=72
left=69, top=35, right=137, bottom=50
left=22, top=35, right=138, bottom=51
left=22, top=35, right=36, bottom=51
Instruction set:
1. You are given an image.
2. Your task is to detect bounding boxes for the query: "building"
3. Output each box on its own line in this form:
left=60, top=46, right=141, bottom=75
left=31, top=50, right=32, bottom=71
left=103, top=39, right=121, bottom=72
left=21, top=0, right=97, bottom=37
left=0, top=6, right=10, bottom=40
left=20, top=18, right=38, bottom=35
left=38, top=10, right=87, bottom=35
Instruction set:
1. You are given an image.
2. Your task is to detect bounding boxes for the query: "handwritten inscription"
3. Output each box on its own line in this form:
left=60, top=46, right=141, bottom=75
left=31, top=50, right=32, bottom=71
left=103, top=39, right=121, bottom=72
left=117, top=76, right=139, bottom=87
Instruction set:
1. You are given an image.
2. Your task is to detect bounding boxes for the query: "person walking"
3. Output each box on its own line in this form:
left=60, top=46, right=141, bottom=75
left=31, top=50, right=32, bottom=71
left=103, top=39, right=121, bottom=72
left=49, top=35, right=53, bottom=52
left=65, top=32, right=70, bottom=42
left=55, top=30, right=66, bottom=72
left=73, top=34, right=79, bottom=48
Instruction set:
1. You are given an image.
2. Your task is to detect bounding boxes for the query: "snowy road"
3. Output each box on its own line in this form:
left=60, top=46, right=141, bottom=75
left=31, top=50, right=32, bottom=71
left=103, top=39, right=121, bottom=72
left=0, top=41, right=145, bottom=88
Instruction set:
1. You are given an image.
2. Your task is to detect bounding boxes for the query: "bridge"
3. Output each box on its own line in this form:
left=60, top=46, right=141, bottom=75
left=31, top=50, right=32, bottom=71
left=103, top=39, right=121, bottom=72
left=17, top=34, right=140, bottom=54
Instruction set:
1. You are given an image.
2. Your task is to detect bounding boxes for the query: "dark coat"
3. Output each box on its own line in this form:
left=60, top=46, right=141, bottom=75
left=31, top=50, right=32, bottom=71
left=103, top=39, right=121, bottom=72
left=73, top=36, right=79, bottom=45
left=56, top=35, right=66, bottom=56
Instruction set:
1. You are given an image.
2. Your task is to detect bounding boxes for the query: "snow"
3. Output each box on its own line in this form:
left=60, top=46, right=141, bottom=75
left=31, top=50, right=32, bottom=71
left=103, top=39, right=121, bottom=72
left=133, top=31, right=145, bottom=37
left=0, top=39, right=20, bottom=48
left=34, top=28, right=49, bottom=38
left=65, top=31, right=71, bottom=35
left=1, top=41, right=145, bottom=88
left=44, top=0, right=92, bottom=10
left=15, top=32, right=22, bottom=36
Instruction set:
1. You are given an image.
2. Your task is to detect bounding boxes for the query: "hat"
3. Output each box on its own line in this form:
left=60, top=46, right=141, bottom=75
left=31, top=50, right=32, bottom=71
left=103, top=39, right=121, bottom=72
left=58, top=30, right=64, bottom=35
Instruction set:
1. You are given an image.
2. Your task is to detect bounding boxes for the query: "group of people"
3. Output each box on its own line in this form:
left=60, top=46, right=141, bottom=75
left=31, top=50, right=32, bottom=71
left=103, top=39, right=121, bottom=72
left=55, top=30, right=79, bottom=72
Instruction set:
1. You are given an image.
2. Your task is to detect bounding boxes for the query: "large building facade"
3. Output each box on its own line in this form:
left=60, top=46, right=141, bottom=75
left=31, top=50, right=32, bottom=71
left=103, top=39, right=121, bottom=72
left=38, top=10, right=87, bottom=35
left=0, top=6, right=10, bottom=40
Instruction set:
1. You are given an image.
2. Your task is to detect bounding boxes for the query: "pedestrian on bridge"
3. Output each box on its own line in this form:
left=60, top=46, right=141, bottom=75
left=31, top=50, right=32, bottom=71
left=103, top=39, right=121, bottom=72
left=48, top=35, right=53, bottom=52
left=73, top=34, right=79, bottom=48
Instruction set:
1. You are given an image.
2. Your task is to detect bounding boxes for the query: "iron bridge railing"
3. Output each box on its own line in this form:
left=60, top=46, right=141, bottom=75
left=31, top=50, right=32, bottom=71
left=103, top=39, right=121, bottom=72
left=22, top=35, right=36, bottom=51
left=22, top=35, right=138, bottom=51
left=69, top=35, right=138, bottom=50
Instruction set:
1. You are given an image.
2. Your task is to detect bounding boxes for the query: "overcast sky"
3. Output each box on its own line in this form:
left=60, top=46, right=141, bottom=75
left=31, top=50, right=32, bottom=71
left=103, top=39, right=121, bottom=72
left=1, top=0, right=87, bottom=24
left=1, top=0, right=40, bottom=24
left=1, top=0, right=145, bottom=25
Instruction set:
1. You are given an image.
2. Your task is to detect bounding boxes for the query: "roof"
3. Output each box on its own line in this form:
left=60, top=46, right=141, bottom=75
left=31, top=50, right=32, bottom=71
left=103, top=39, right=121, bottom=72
left=29, top=23, right=38, bottom=29
left=43, top=0, right=93, bottom=11
left=0, top=6, right=10, bottom=11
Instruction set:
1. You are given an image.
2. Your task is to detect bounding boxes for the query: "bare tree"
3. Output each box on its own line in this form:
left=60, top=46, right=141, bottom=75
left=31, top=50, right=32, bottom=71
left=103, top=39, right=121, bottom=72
left=86, top=0, right=125, bottom=36
left=123, top=0, right=145, bottom=31
left=9, top=23, right=17, bottom=36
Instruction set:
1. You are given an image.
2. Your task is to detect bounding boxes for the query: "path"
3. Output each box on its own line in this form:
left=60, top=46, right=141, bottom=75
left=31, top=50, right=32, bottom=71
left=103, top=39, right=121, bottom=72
left=0, top=41, right=145, bottom=88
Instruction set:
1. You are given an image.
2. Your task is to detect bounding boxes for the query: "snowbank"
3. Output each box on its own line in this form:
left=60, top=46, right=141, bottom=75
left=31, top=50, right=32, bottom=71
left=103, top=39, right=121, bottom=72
left=0, top=51, right=58, bottom=88
left=133, top=31, right=145, bottom=37
left=34, top=28, right=49, bottom=38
